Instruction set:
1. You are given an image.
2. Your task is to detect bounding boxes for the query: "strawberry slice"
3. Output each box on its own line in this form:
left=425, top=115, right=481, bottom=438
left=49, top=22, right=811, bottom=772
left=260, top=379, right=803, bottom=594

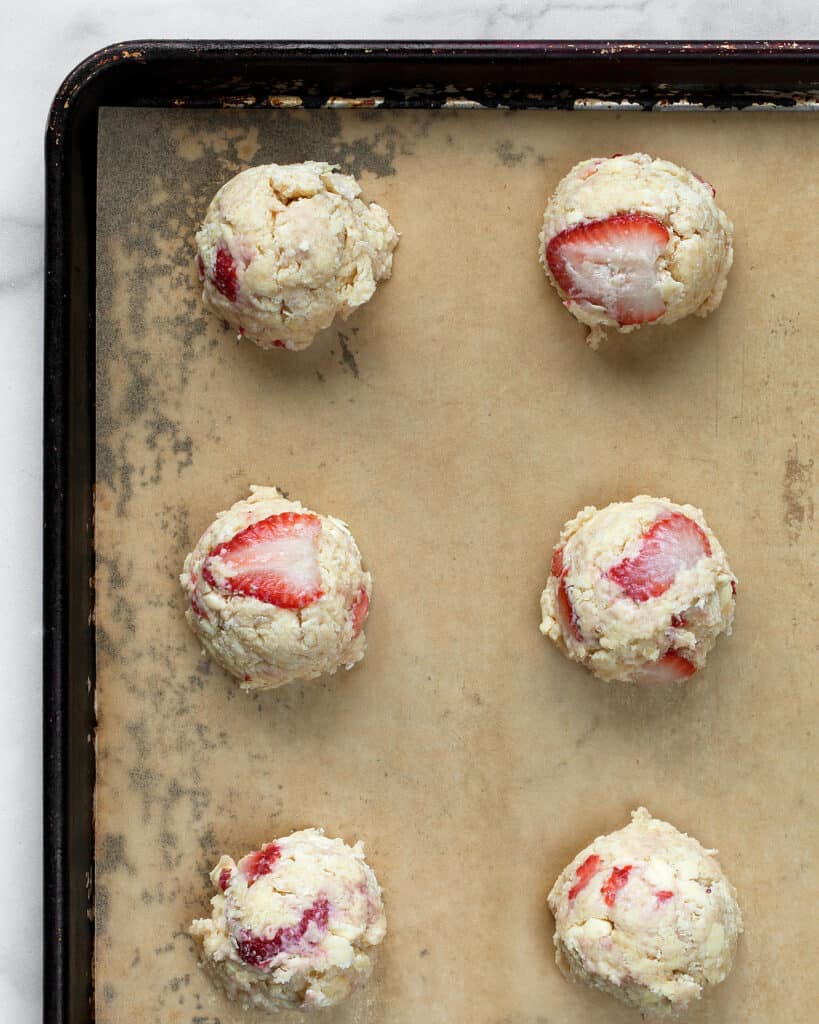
left=556, top=575, right=583, bottom=642
left=601, top=864, right=632, bottom=907
left=203, top=512, right=324, bottom=609
left=240, top=842, right=282, bottom=885
left=656, top=890, right=674, bottom=903
left=551, top=547, right=564, bottom=577
left=551, top=546, right=582, bottom=640
left=569, top=854, right=602, bottom=900
left=607, top=512, right=711, bottom=601
left=546, top=213, right=669, bottom=326
left=633, top=650, right=697, bottom=684
left=350, top=588, right=369, bottom=637
left=213, top=244, right=239, bottom=302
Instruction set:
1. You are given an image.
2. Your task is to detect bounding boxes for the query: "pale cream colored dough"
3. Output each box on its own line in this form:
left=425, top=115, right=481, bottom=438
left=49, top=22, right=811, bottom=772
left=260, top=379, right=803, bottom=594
left=180, top=486, right=371, bottom=690
left=548, top=808, right=743, bottom=1016
left=540, top=495, right=736, bottom=684
left=190, top=828, right=387, bottom=1012
left=539, top=153, right=734, bottom=348
left=196, top=161, right=399, bottom=350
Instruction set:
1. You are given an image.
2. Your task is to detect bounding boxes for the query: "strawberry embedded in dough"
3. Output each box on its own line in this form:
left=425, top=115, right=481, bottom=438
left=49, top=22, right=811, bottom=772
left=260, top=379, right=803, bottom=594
left=538, top=154, right=734, bottom=348
left=240, top=842, right=282, bottom=885
left=202, top=512, right=324, bottom=610
left=236, top=898, right=331, bottom=968
left=601, top=864, right=633, bottom=907
left=190, top=828, right=387, bottom=1011
left=194, top=162, right=398, bottom=351
left=546, top=213, right=670, bottom=327
left=213, top=244, right=239, bottom=302
left=350, top=588, right=370, bottom=637
left=556, top=575, right=582, bottom=642
left=540, top=496, right=735, bottom=685
left=568, top=854, right=602, bottom=900
left=607, top=512, right=712, bottom=602
left=180, top=487, right=373, bottom=691
left=547, top=808, right=743, bottom=1014
left=633, top=650, right=697, bottom=685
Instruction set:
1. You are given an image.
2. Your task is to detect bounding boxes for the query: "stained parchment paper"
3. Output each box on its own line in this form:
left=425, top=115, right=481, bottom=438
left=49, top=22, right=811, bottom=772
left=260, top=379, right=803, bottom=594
left=94, top=106, right=818, bottom=1023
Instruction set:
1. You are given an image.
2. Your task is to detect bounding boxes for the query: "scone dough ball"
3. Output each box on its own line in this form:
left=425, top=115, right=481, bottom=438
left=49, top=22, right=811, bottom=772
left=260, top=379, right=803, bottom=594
left=180, top=486, right=372, bottom=690
left=540, top=495, right=736, bottom=684
left=539, top=153, right=734, bottom=348
left=548, top=808, right=743, bottom=1015
left=195, top=161, right=399, bottom=350
left=190, top=828, right=387, bottom=1012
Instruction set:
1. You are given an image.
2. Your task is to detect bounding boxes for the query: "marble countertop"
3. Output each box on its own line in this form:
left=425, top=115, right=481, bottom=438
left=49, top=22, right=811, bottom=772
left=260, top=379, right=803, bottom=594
left=2, top=2, right=817, bottom=1018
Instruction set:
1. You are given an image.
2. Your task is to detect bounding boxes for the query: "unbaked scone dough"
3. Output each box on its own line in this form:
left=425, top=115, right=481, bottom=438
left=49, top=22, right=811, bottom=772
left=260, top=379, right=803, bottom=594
left=195, top=161, right=399, bottom=350
left=548, top=808, right=743, bottom=1016
left=540, top=495, right=736, bottom=683
left=539, top=153, right=733, bottom=348
left=191, top=828, right=387, bottom=1012
left=180, top=486, right=372, bottom=690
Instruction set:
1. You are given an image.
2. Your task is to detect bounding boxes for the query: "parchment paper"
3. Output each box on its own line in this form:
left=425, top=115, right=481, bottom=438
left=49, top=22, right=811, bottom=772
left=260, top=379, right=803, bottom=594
left=94, top=106, right=818, bottom=1023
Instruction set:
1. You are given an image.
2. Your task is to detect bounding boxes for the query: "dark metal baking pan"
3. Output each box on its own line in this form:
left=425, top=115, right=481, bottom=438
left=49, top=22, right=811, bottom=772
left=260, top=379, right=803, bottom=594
left=44, top=40, right=819, bottom=1024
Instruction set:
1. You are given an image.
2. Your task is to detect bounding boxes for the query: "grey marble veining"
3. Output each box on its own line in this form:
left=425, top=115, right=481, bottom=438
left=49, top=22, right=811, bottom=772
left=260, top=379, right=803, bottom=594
left=1, top=2, right=817, bottom=1021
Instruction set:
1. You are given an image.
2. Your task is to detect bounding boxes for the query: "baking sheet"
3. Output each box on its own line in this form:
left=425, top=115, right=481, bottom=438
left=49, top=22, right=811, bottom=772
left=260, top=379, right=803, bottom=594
left=94, top=105, right=818, bottom=1023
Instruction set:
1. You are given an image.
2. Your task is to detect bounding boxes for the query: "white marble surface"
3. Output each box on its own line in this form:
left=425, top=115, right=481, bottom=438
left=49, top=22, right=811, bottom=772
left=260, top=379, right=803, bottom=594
left=1, top=2, right=817, bottom=1019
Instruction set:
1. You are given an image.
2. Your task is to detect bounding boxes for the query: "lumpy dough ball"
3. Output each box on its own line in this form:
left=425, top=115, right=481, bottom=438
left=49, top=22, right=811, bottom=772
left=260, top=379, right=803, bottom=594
left=539, top=153, right=733, bottom=348
left=548, top=808, right=743, bottom=1015
left=540, top=495, right=736, bottom=684
left=190, top=829, right=387, bottom=1012
left=195, top=161, right=399, bottom=350
left=180, top=486, right=372, bottom=690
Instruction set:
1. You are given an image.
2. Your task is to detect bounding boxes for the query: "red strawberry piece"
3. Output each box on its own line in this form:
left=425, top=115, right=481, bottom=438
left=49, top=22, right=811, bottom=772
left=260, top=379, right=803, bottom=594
left=609, top=153, right=624, bottom=158
left=272, top=340, right=287, bottom=349
left=634, top=650, right=697, bottom=685
left=218, top=867, right=233, bottom=892
left=601, top=864, right=632, bottom=907
left=241, top=843, right=282, bottom=885
left=556, top=575, right=583, bottom=643
left=656, top=890, right=674, bottom=903
left=670, top=613, right=686, bottom=628
left=350, top=588, right=369, bottom=637
left=203, top=512, right=324, bottom=610
left=213, top=244, right=239, bottom=302
left=546, top=213, right=670, bottom=327
left=607, top=512, right=711, bottom=602
left=196, top=254, right=205, bottom=281
left=579, top=159, right=604, bottom=181
left=568, top=854, right=602, bottom=900
left=731, top=579, right=737, bottom=597
left=551, top=546, right=564, bottom=577
left=236, top=897, right=330, bottom=968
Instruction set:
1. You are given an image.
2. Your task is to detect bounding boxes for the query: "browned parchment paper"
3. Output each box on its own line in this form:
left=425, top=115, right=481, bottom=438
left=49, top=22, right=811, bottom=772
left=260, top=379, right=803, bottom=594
left=94, top=106, right=818, bottom=1024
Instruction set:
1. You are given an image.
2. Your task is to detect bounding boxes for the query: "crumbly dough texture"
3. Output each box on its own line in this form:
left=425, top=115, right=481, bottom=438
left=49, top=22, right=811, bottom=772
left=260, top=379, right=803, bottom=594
left=540, top=496, right=736, bottom=683
left=190, top=829, right=387, bottom=1012
left=196, top=161, right=399, bottom=350
left=548, top=808, right=743, bottom=1015
left=539, top=153, right=734, bottom=348
left=180, top=486, right=372, bottom=690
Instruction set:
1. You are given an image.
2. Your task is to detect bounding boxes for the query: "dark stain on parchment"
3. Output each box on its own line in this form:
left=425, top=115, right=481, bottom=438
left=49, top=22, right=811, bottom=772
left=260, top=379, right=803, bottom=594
left=337, top=330, right=360, bottom=378
left=783, top=444, right=815, bottom=541
left=98, top=833, right=135, bottom=875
